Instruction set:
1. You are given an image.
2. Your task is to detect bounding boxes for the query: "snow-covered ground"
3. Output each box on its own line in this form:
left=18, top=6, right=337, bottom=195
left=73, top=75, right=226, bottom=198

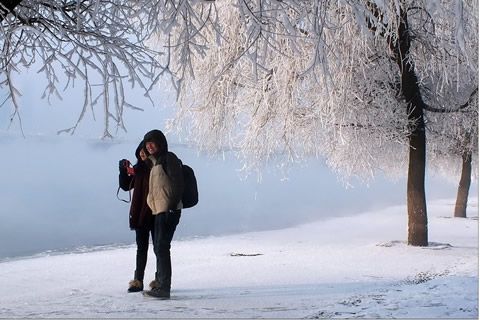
left=0, top=198, right=477, bottom=318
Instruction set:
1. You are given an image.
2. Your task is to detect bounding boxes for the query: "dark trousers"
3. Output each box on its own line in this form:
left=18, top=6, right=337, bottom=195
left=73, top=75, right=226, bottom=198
left=134, top=224, right=155, bottom=282
left=153, top=210, right=181, bottom=292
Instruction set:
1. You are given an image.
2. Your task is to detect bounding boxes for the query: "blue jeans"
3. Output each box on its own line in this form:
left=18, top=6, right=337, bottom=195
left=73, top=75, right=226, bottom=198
left=153, top=210, right=181, bottom=292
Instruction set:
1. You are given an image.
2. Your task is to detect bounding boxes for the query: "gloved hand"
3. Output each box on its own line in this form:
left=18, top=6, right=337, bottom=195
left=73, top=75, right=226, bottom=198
left=126, top=166, right=135, bottom=175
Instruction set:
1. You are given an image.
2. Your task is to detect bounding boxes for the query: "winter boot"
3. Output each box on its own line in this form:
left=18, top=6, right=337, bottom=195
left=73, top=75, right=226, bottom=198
left=143, top=287, right=170, bottom=299
left=128, top=279, right=144, bottom=293
left=149, top=279, right=159, bottom=289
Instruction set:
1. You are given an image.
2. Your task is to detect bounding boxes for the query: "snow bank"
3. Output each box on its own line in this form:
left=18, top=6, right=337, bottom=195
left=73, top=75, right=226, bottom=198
left=0, top=199, right=477, bottom=318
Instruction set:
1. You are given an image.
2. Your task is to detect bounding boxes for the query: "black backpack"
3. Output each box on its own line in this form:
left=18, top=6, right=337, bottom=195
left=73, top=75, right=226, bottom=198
left=182, top=164, right=198, bottom=209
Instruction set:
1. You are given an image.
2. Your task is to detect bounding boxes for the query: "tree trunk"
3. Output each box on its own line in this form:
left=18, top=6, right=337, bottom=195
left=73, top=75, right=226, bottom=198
left=454, top=151, right=472, bottom=218
left=406, top=113, right=428, bottom=246
left=390, top=9, right=428, bottom=246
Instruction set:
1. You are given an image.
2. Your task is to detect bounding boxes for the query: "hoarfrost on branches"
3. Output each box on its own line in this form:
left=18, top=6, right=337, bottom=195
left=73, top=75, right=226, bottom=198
left=0, top=0, right=168, bottom=138
left=3, top=0, right=475, bottom=178
left=427, top=88, right=479, bottom=182
left=150, top=0, right=477, bottom=181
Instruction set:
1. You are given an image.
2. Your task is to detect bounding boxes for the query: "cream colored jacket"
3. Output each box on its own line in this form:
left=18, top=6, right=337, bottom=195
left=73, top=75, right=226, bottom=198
left=147, top=155, right=182, bottom=215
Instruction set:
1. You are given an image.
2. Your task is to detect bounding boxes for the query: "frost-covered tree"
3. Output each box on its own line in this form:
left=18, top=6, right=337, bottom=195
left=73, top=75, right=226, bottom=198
left=0, top=0, right=166, bottom=137
left=427, top=89, right=478, bottom=218
left=149, top=0, right=478, bottom=246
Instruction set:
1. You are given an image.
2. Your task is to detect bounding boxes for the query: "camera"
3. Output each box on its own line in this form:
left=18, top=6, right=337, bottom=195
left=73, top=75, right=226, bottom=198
left=119, top=159, right=135, bottom=175
left=119, top=159, right=131, bottom=169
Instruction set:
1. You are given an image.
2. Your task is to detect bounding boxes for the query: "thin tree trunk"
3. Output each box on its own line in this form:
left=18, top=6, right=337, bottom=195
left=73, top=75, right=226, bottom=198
left=390, top=9, right=428, bottom=246
left=454, top=151, right=472, bottom=218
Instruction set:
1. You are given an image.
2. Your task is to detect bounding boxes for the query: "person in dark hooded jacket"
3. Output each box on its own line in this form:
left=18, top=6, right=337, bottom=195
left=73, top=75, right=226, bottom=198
left=142, top=129, right=184, bottom=299
left=119, top=140, right=154, bottom=292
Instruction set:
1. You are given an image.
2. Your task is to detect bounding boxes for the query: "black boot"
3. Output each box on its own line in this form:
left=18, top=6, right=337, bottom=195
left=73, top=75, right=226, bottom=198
left=128, top=271, right=144, bottom=293
left=143, top=287, right=170, bottom=299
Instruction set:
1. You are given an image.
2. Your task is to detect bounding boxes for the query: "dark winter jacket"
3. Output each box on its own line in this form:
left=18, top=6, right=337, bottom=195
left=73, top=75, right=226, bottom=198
left=119, top=141, right=153, bottom=229
left=144, top=130, right=185, bottom=214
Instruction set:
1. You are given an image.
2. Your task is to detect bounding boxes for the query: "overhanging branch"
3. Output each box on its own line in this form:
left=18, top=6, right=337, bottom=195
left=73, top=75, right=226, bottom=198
left=425, top=87, right=478, bottom=113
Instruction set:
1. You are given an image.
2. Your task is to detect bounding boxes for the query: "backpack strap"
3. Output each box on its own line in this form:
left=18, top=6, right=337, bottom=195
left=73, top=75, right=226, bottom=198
left=116, top=178, right=134, bottom=203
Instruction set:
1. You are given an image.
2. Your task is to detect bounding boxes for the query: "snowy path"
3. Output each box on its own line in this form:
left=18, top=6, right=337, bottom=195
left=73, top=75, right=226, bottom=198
left=0, top=199, right=477, bottom=318
left=3, top=278, right=475, bottom=318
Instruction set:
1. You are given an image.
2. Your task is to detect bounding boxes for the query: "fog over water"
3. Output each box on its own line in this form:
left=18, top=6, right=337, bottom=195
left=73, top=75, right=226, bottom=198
left=0, top=75, right=474, bottom=260
left=0, top=134, right=469, bottom=260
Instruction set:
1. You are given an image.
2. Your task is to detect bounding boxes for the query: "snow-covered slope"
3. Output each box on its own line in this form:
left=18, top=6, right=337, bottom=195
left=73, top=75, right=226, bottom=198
left=0, top=199, right=477, bottom=318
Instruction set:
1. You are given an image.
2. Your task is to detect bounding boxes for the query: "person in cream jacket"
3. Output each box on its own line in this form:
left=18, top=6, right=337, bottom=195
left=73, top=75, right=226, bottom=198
left=143, top=129, right=184, bottom=299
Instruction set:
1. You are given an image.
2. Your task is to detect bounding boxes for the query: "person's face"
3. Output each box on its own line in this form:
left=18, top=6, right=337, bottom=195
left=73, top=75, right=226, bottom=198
left=139, top=149, right=148, bottom=161
left=145, top=141, right=158, bottom=155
